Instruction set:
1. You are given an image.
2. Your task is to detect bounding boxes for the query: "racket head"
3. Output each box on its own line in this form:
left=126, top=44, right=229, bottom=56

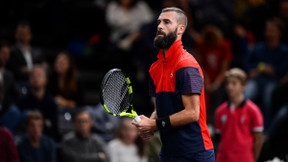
left=100, top=68, right=137, bottom=118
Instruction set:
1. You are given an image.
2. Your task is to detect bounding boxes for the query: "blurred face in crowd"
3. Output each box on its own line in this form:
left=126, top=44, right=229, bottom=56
left=74, top=112, right=93, bottom=138
left=226, top=76, right=245, bottom=99
left=30, top=67, right=47, bottom=90
left=154, top=11, right=185, bottom=49
left=120, top=0, right=133, bottom=8
left=15, top=25, right=32, bottom=45
left=279, top=1, right=288, bottom=20
left=119, top=118, right=138, bottom=145
left=265, top=21, right=281, bottom=42
left=0, top=45, right=10, bottom=67
left=27, top=119, right=43, bottom=142
left=54, top=53, right=70, bottom=75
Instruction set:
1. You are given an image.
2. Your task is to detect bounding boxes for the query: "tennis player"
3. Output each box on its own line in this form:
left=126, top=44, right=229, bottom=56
left=132, top=7, right=214, bottom=162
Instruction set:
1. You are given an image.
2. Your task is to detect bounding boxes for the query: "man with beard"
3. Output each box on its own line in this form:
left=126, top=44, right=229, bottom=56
left=132, top=7, right=214, bottom=162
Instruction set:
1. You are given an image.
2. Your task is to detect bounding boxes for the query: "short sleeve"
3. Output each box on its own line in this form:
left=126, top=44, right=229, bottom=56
left=175, top=67, right=203, bottom=94
left=149, top=74, right=156, bottom=97
left=250, top=105, right=264, bottom=132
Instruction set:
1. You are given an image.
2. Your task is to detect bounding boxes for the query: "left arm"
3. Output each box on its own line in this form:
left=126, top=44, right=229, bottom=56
left=132, top=94, right=200, bottom=133
left=253, top=132, right=263, bottom=161
left=170, top=94, right=200, bottom=127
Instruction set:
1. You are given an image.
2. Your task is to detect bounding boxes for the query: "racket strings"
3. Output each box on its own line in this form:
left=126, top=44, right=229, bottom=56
left=102, top=72, right=130, bottom=114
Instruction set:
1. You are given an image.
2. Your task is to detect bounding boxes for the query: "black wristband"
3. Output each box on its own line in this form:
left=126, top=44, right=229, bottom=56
left=156, top=116, right=171, bottom=130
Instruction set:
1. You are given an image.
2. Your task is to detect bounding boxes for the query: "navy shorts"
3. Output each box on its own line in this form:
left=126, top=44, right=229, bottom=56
left=160, top=149, right=215, bottom=162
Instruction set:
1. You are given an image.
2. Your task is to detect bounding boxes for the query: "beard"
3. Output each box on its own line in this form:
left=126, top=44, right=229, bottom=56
left=153, top=28, right=177, bottom=49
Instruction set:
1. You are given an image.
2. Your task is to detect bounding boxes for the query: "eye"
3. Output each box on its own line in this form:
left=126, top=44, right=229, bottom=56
left=157, top=20, right=161, bottom=25
left=164, top=20, right=170, bottom=24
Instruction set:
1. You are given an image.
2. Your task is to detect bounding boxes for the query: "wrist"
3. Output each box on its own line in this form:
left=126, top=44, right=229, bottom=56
left=156, top=116, right=172, bottom=130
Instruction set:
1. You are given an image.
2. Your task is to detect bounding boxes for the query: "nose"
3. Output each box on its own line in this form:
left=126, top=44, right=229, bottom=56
left=157, top=22, right=163, bottom=31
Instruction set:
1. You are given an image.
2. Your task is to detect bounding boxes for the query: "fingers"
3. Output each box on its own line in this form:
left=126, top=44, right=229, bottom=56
left=139, top=132, right=154, bottom=141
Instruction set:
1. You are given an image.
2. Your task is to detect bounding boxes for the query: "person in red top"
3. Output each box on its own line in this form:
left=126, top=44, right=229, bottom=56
left=194, top=25, right=233, bottom=123
left=0, top=127, right=20, bottom=162
left=215, top=68, right=263, bottom=162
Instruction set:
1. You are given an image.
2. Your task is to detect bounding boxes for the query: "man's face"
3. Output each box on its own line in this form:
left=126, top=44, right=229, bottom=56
left=74, top=112, right=93, bottom=138
left=27, top=119, right=43, bottom=141
left=0, top=46, right=10, bottom=66
left=265, top=21, right=281, bottom=42
left=30, top=68, right=47, bottom=89
left=15, top=26, right=32, bottom=44
left=225, top=76, right=245, bottom=99
left=154, top=11, right=179, bottom=49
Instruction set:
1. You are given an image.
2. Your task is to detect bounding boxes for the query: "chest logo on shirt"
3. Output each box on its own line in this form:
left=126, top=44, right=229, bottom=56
left=240, top=115, right=245, bottom=123
left=170, top=73, right=173, bottom=77
left=221, top=115, right=227, bottom=124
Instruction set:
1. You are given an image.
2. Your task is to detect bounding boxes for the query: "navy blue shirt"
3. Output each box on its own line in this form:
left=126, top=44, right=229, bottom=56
left=17, top=135, right=56, bottom=162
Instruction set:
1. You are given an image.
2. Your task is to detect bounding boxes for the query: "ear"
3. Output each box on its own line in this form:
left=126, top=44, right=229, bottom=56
left=177, top=24, right=186, bottom=35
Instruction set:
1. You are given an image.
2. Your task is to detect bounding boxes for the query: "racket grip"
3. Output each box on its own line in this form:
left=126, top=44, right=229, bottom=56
left=134, top=115, right=141, bottom=122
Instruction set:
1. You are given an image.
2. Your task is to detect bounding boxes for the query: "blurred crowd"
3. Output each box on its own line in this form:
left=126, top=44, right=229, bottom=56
left=0, top=0, right=288, bottom=161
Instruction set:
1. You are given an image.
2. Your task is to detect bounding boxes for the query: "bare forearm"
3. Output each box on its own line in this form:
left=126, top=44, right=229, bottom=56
left=253, top=133, right=263, bottom=161
left=170, top=108, right=199, bottom=127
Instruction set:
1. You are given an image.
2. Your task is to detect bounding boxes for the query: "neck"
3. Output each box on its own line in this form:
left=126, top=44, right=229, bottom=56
left=266, top=39, right=279, bottom=48
left=18, top=41, right=30, bottom=49
left=32, top=88, right=45, bottom=99
left=230, top=94, right=244, bottom=107
left=29, top=136, right=40, bottom=147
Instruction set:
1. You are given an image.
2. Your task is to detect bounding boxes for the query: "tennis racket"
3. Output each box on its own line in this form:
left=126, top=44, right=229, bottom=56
left=100, top=68, right=141, bottom=122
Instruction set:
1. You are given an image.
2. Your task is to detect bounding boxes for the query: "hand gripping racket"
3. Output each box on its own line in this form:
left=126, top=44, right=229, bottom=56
left=100, top=68, right=141, bottom=122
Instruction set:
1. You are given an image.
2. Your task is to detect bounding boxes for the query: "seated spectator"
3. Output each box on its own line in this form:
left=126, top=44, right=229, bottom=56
left=7, top=21, right=46, bottom=83
left=48, top=52, right=83, bottom=109
left=0, top=41, right=21, bottom=132
left=245, top=17, right=288, bottom=130
left=194, top=25, right=233, bottom=123
left=105, top=0, right=154, bottom=70
left=60, top=109, right=109, bottom=162
left=17, top=66, right=58, bottom=140
left=106, top=0, right=153, bottom=51
left=84, top=103, right=120, bottom=142
left=0, top=127, right=20, bottom=162
left=17, top=110, right=56, bottom=162
left=215, top=68, right=263, bottom=162
left=108, top=117, right=148, bottom=162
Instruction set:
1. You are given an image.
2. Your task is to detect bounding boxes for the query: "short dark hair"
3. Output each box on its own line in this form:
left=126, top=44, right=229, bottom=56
left=72, top=108, right=92, bottom=122
left=161, top=7, right=187, bottom=27
left=26, top=110, right=43, bottom=125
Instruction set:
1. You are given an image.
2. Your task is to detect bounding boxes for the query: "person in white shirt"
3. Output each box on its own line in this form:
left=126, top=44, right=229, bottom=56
left=108, top=117, right=148, bottom=162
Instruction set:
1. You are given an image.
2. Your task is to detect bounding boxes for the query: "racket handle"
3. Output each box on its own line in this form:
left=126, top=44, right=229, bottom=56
left=134, top=115, right=141, bottom=122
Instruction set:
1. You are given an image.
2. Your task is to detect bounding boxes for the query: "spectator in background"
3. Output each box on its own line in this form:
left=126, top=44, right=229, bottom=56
left=194, top=25, right=233, bottom=123
left=0, top=127, right=20, bottom=162
left=215, top=68, right=263, bottom=162
left=106, top=0, right=153, bottom=51
left=84, top=103, right=120, bottom=142
left=245, top=17, right=288, bottom=130
left=108, top=117, right=147, bottom=162
left=60, top=109, right=109, bottom=162
left=48, top=52, right=82, bottom=109
left=17, top=66, right=58, bottom=140
left=278, top=0, right=288, bottom=44
left=17, top=110, right=56, bottom=162
left=7, top=21, right=46, bottom=82
left=230, top=21, right=255, bottom=69
left=0, top=41, right=20, bottom=133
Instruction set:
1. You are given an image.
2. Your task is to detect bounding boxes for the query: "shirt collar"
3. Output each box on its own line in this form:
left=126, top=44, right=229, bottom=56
left=227, top=98, right=247, bottom=109
left=157, top=40, right=183, bottom=61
